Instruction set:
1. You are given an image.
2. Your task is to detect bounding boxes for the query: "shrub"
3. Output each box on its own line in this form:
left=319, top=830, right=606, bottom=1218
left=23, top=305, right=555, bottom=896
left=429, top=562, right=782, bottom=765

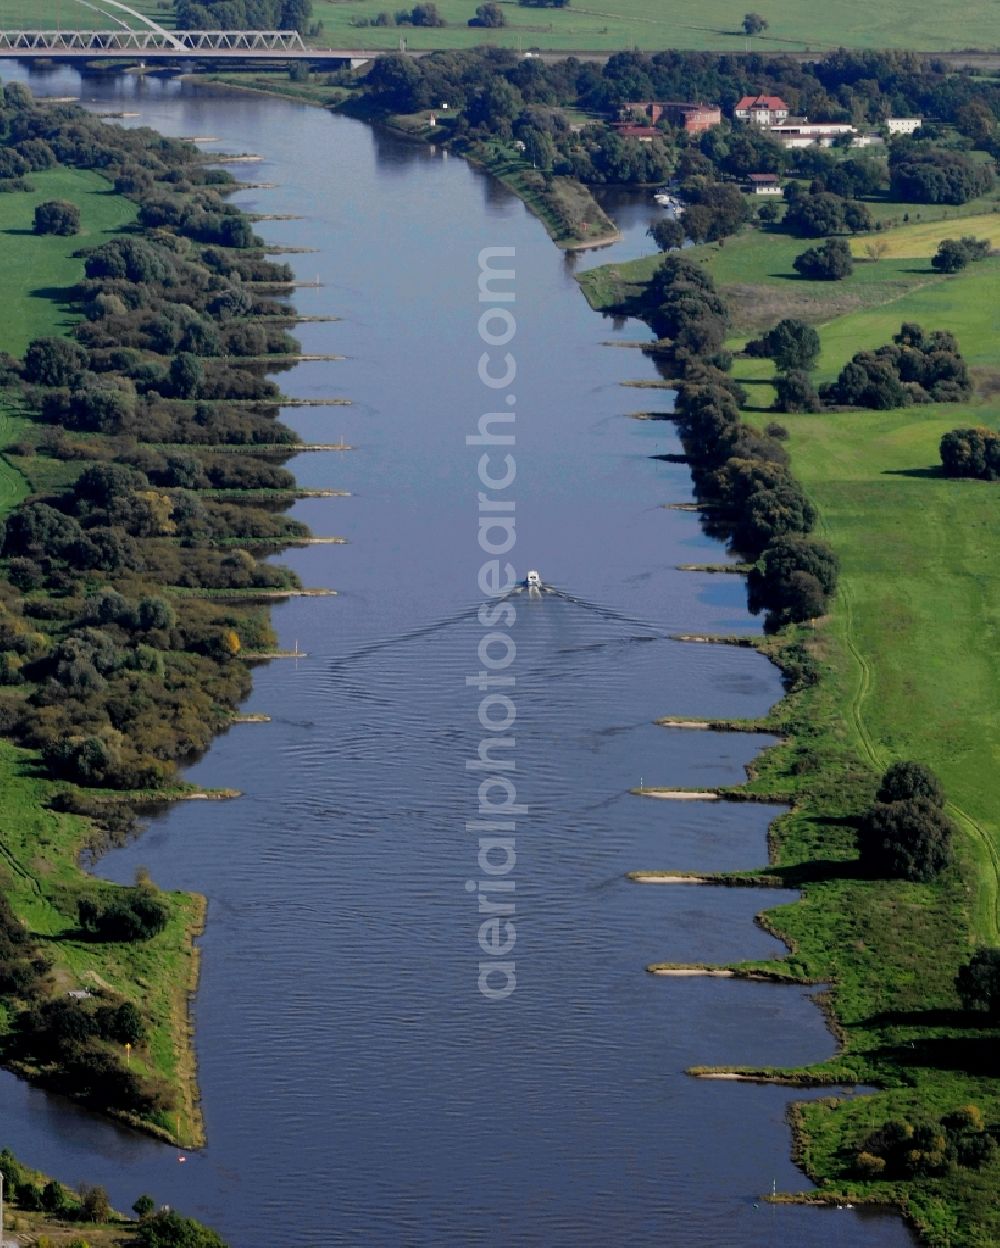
left=135, top=1209, right=229, bottom=1247
left=823, top=324, right=971, bottom=409
left=956, top=947, right=1000, bottom=1015
left=78, top=886, right=169, bottom=942
left=857, top=796, right=954, bottom=881
left=940, top=427, right=1000, bottom=480
left=773, top=370, right=822, bottom=413
left=33, top=199, right=80, bottom=236
left=876, top=760, right=945, bottom=808
left=793, top=238, right=854, bottom=280
left=746, top=318, right=821, bottom=372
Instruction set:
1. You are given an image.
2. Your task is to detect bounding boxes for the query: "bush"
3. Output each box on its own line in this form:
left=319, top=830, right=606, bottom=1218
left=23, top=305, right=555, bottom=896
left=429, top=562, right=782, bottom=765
left=956, top=947, right=1000, bottom=1015
left=648, top=218, right=684, bottom=251
left=79, top=1184, right=111, bottom=1223
left=793, top=238, right=853, bottom=280
left=940, top=427, right=1000, bottom=480
left=135, top=1209, right=229, bottom=1247
left=747, top=318, right=821, bottom=372
left=890, top=147, right=994, bottom=205
left=773, top=370, right=822, bottom=413
left=470, top=1, right=505, bottom=24
left=78, top=886, right=169, bottom=942
left=857, top=796, right=954, bottom=881
left=749, top=533, right=839, bottom=625
left=823, top=323, right=971, bottom=409
left=33, top=199, right=80, bottom=236
left=876, top=760, right=945, bottom=808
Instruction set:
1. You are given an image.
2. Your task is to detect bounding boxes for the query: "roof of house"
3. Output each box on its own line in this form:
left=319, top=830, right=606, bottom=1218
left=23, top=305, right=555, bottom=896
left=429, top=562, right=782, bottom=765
left=735, top=94, right=789, bottom=111
left=747, top=172, right=780, bottom=181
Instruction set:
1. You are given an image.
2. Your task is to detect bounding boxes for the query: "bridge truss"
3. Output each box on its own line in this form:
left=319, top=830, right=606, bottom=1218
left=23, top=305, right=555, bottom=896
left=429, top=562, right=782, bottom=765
left=0, top=29, right=306, bottom=52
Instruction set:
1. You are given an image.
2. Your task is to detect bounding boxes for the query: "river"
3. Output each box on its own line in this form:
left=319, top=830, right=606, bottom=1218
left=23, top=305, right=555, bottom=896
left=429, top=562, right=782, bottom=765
left=0, top=66, right=915, bottom=1247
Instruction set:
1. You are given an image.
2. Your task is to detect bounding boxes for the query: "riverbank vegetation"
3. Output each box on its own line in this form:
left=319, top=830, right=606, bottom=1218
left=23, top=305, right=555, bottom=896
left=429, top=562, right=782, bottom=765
left=580, top=162, right=1000, bottom=1240
left=0, top=82, right=311, bottom=1148
left=202, top=48, right=1000, bottom=252
left=0, top=1147, right=228, bottom=1246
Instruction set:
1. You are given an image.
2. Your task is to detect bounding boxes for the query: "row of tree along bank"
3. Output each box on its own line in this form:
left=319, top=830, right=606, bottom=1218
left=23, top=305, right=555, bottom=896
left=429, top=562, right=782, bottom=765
left=0, top=81, right=311, bottom=1155
left=0, top=1146, right=227, bottom=1247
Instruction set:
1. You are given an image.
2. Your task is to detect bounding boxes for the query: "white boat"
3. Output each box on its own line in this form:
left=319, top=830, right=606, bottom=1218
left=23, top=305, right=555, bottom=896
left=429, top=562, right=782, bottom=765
left=525, top=570, right=542, bottom=588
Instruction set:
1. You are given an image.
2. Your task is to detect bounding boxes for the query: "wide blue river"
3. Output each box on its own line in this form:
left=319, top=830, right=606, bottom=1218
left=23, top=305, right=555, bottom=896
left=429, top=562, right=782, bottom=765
left=0, top=65, right=915, bottom=1247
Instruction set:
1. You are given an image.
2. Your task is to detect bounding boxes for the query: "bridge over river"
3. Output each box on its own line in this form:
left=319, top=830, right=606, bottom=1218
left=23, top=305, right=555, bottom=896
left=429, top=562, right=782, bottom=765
left=0, top=30, right=385, bottom=67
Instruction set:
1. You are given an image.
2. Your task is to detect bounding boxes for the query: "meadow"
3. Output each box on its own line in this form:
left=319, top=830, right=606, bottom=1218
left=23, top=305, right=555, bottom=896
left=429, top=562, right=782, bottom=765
left=3, top=0, right=1000, bottom=51
left=308, top=0, right=1000, bottom=52
left=580, top=190, right=1000, bottom=334
left=0, top=166, right=137, bottom=357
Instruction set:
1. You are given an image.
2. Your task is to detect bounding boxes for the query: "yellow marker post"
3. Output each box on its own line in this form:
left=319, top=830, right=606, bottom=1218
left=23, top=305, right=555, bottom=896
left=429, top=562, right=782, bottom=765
left=124, top=1041, right=132, bottom=1068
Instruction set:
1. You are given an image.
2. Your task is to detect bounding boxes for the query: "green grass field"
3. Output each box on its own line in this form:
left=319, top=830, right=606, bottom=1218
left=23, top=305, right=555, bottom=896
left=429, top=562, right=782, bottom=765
left=306, top=0, right=1000, bottom=51
left=10, top=0, right=998, bottom=51
left=0, top=167, right=137, bottom=357
left=0, top=0, right=175, bottom=30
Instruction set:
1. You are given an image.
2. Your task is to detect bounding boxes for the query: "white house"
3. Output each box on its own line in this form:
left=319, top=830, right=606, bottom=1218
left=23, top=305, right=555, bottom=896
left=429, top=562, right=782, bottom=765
left=886, top=117, right=922, bottom=135
left=734, top=94, right=790, bottom=126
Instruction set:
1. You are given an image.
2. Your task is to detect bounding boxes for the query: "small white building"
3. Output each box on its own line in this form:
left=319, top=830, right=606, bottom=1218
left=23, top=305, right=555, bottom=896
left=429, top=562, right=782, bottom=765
left=767, top=121, right=856, bottom=148
left=746, top=173, right=783, bottom=195
left=851, top=132, right=885, bottom=149
left=886, top=117, right=922, bottom=135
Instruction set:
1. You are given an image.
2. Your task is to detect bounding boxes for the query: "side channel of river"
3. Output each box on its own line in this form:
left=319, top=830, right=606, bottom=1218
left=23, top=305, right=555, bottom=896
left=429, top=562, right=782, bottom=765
left=0, top=66, right=916, bottom=1247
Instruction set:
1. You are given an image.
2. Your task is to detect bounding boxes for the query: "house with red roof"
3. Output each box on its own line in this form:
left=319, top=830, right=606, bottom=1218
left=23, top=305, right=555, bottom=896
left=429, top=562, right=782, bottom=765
left=620, top=101, right=722, bottom=134
left=734, top=94, right=790, bottom=126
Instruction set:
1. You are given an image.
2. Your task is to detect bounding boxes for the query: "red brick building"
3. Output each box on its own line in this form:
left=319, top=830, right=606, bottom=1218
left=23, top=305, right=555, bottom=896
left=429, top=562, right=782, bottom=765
left=620, top=101, right=722, bottom=134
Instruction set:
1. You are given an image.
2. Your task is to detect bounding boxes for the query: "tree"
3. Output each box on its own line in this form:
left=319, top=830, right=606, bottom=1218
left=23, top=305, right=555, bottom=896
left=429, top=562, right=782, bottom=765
left=522, top=128, right=556, bottom=171
left=940, top=427, right=1000, bottom=480
left=79, top=1184, right=111, bottom=1223
left=135, top=1209, right=228, bottom=1247
left=773, top=369, right=822, bottom=413
left=133, top=1194, right=157, bottom=1220
left=890, top=147, right=994, bottom=205
left=931, top=236, right=990, bottom=274
left=169, top=352, right=203, bottom=400
left=749, top=533, right=838, bottom=623
left=40, top=1179, right=66, bottom=1213
left=793, top=238, right=853, bottom=280
left=410, top=2, right=445, bottom=24
left=470, top=1, right=505, bottom=24
left=742, top=11, right=768, bottom=33
left=876, top=761, right=945, bottom=808
left=932, top=238, right=971, bottom=273
left=749, top=318, right=821, bottom=371
left=33, top=199, right=80, bottom=236
left=22, top=337, right=87, bottom=387
left=783, top=191, right=850, bottom=237
left=679, top=181, right=749, bottom=242
left=956, top=948, right=1000, bottom=1015
left=857, top=797, right=954, bottom=882
left=648, top=219, right=685, bottom=251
